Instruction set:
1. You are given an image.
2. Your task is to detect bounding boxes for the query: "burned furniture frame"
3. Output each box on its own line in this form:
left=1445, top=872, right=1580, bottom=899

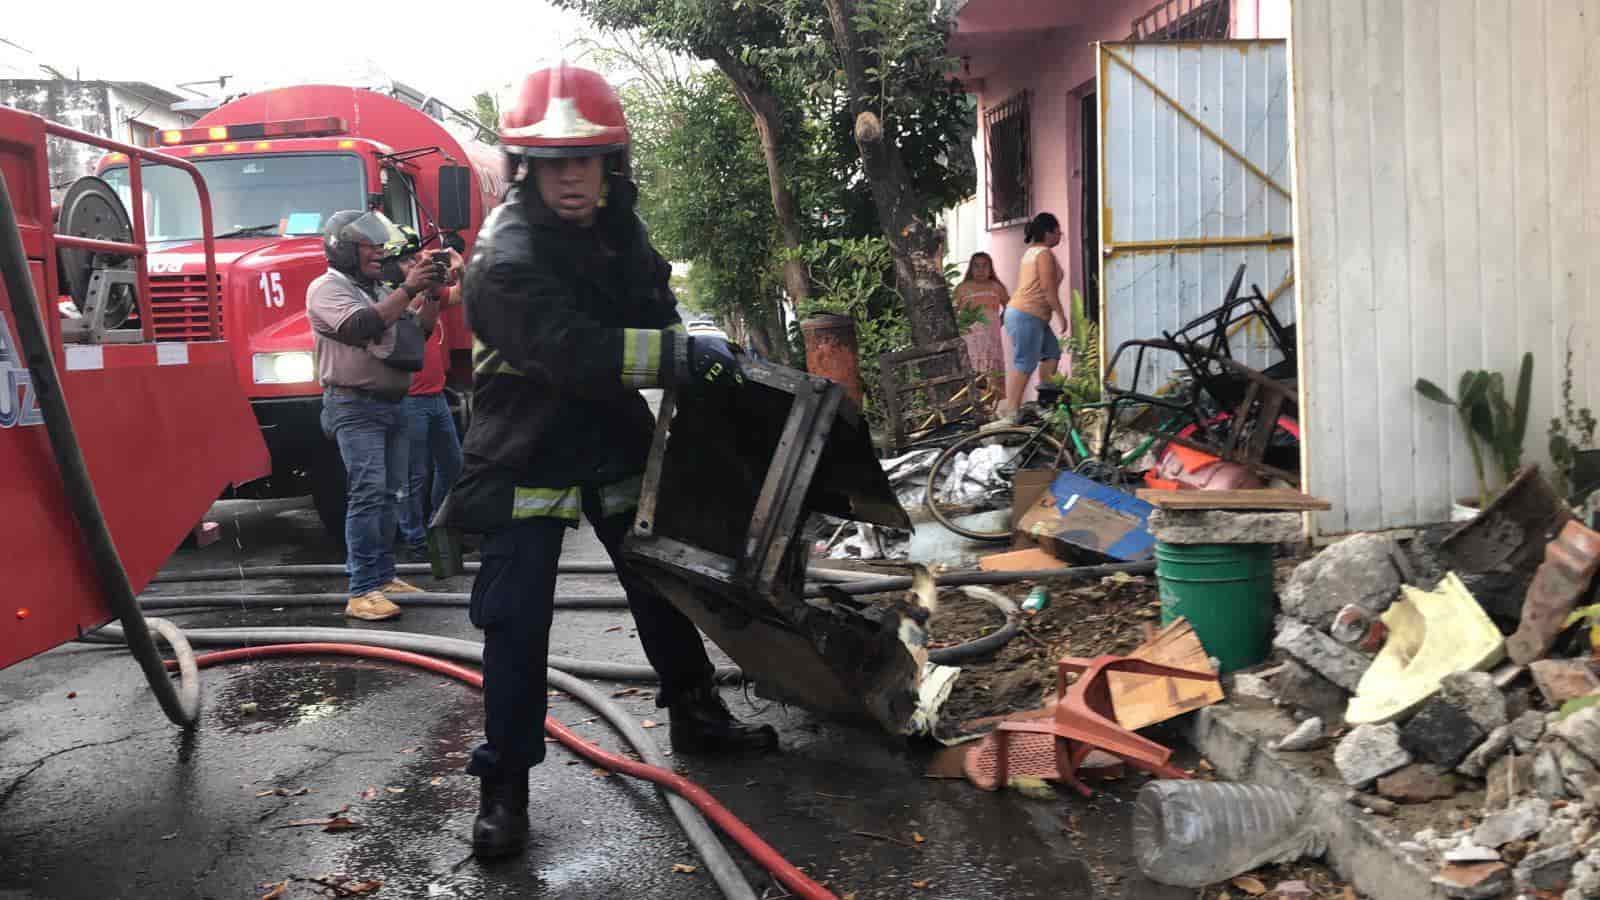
left=879, top=339, right=987, bottom=453
left=624, top=359, right=923, bottom=733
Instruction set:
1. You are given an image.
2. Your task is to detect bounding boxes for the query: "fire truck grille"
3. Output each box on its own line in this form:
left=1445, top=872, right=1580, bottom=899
left=147, top=274, right=223, bottom=341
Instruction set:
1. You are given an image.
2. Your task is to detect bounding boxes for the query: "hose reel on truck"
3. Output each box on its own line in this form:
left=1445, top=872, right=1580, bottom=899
left=55, top=175, right=140, bottom=342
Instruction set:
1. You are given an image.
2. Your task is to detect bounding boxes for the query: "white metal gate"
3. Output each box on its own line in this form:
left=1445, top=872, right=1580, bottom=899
left=1097, top=40, right=1293, bottom=395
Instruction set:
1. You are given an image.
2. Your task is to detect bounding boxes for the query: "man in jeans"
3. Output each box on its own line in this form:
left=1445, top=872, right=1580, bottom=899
left=308, top=210, right=443, bottom=620
left=385, top=232, right=465, bottom=561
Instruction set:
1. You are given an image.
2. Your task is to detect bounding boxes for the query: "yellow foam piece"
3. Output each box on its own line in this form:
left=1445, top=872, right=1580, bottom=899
left=1345, top=572, right=1505, bottom=725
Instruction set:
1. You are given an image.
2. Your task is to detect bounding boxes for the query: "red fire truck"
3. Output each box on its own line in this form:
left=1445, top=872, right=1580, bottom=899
left=96, top=85, right=504, bottom=535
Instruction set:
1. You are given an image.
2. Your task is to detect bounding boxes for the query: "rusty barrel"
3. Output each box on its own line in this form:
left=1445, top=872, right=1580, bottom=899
left=800, top=313, right=865, bottom=409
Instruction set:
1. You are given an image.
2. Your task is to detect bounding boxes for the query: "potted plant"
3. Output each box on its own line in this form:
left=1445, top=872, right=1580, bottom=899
left=1415, top=353, right=1533, bottom=518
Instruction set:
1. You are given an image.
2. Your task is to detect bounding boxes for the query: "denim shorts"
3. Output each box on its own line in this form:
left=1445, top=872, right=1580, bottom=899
left=1003, top=306, right=1061, bottom=374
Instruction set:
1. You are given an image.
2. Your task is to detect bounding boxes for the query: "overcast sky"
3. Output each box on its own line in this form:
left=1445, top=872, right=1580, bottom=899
left=3, top=0, right=605, bottom=108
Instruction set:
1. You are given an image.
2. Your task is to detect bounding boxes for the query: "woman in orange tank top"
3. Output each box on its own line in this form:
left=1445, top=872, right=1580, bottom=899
left=953, top=252, right=1008, bottom=377
left=994, top=213, right=1067, bottom=425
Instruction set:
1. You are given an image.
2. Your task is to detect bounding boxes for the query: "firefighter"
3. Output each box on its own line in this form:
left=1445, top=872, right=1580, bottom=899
left=435, top=62, right=778, bottom=859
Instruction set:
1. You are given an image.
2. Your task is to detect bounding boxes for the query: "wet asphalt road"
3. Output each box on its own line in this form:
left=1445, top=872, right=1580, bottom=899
left=0, top=496, right=1190, bottom=900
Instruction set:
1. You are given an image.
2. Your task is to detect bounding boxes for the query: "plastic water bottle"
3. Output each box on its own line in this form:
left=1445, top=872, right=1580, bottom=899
left=1132, top=781, right=1326, bottom=888
left=1022, top=586, right=1050, bottom=614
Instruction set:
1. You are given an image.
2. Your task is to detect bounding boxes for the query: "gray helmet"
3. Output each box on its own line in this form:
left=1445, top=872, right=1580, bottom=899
left=323, top=210, right=402, bottom=277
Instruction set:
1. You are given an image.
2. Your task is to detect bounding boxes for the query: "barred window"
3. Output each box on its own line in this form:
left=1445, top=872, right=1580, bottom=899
left=984, top=91, right=1031, bottom=229
left=1130, top=0, right=1231, bottom=41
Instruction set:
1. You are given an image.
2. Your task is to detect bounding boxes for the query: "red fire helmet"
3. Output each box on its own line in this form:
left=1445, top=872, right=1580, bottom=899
left=499, top=62, right=630, bottom=158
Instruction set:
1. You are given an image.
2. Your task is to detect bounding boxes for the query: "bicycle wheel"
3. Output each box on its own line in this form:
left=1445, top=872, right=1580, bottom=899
left=925, top=426, right=1064, bottom=542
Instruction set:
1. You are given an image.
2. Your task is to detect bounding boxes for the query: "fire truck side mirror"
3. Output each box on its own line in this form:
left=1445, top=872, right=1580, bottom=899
left=438, top=167, right=471, bottom=232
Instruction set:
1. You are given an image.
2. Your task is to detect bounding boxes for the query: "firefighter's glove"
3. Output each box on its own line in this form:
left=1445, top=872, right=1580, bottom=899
left=685, top=335, right=744, bottom=389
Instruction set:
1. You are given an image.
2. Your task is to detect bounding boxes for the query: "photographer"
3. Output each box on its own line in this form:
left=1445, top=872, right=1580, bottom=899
left=382, top=229, right=465, bottom=561
left=307, top=210, right=443, bottom=621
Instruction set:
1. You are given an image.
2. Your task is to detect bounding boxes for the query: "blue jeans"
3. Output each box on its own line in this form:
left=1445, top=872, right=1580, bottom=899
left=398, top=392, right=464, bottom=549
left=321, top=390, right=408, bottom=596
left=1003, top=306, right=1062, bottom=374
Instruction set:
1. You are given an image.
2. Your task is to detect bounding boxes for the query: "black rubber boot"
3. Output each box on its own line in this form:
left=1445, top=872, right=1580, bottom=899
left=472, top=774, right=530, bottom=858
left=669, top=684, right=779, bottom=754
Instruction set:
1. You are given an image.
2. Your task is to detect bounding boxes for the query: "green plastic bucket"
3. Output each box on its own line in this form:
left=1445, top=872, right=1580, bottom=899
left=1155, top=541, right=1275, bottom=674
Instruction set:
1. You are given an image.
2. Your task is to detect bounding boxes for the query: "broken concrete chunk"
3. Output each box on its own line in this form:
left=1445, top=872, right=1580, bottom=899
left=1444, top=837, right=1502, bottom=863
left=1474, top=798, right=1552, bottom=848
left=1538, top=749, right=1572, bottom=800
left=1516, top=842, right=1579, bottom=893
left=1507, top=520, right=1600, bottom=665
left=1487, top=753, right=1537, bottom=811
left=1377, top=763, right=1460, bottom=803
left=1346, top=573, right=1507, bottom=725
left=1274, top=717, right=1325, bottom=752
left=1532, top=659, right=1600, bottom=707
left=1441, top=670, right=1510, bottom=733
left=1273, top=618, right=1371, bottom=693
left=1433, top=861, right=1511, bottom=899
left=1146, top=508, right=1303, bottom=545
left=1571, top=858, right=1600, bottom=897
left=1273, top=659, right=1349, bottom=725
left=1230, top=672, right=1277, bottom=702
left=1514, top=709, right=1550, bottom=753
left=1402, top=697, right=1488, bottom=768
left=1334, top=722, right=1413, bottom=788
left=1544, top=819, right=1579, bottom=849
left=1459, top=725, right=1513, bottom=779
left=1282, top=533, right=1404, bottom=628
left=1553, top=706, right=1600, bottom=768
left=1561, top=744, right=1600, bottom=797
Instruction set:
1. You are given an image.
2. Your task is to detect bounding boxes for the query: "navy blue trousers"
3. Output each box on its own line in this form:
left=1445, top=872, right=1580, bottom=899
left=465, top=491, right=714, bottom=781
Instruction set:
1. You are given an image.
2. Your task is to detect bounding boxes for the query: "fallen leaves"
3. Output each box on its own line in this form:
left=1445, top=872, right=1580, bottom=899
left=399, top=746, right=423, bottom=754
left=911, top=832, right=926, bottom=844
left=306, top=874, right=383, bottom=896
left=642, top=719, right=660, bottom=729
left=591, top=768, right=613, bottom=778
left=360, top=786, right=380, bottom=801
left=256, top=787, right=310, bottom=798
left=384, top=786, right=406, bottom=795
left=611, top=687, right=639, bottom=698
left=430, top=777, right=444, bottom=787
left=671, top=863, right=698, bottom=875
left=259, top=881, right=288, bottom=900
left=911, top=879, right=931, bottom=890
left=605, top=625, right=624, bottom=633
left=1230, top=875, right=1267, bottom=895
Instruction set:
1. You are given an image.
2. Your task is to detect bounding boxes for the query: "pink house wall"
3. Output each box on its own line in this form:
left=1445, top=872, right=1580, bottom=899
left=956, top=0, right=1291, bottom=351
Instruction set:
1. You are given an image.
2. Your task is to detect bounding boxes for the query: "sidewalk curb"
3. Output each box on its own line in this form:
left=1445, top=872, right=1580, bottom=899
left=1187, top=702, right=1453, bottom=900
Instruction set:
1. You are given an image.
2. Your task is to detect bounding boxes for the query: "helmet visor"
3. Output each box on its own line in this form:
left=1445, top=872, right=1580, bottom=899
left=341, top=211, right=404, bottom=251
left=383, top=225, right=422, bottom=260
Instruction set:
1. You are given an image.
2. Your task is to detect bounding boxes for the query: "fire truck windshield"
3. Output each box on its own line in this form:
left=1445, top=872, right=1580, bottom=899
left=102, top=153, right=365, bottom=242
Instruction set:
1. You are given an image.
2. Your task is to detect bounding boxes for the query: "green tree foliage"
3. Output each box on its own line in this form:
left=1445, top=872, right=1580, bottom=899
left=470, top=91, right=499, bottom=142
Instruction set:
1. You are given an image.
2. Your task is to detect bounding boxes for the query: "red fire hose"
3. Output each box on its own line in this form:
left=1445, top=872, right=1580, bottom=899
left=179, top=642, right=837, bottom=900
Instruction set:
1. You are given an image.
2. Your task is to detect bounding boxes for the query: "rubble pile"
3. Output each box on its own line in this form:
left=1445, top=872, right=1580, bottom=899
left=1248, top=469, right=1600, bottom=899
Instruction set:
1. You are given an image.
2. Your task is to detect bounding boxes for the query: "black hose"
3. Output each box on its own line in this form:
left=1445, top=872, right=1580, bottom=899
left=137, top=592, right=630, bottom=610
left=0, top=170, right=197, bottom=728
left=926, top=587, right=1023, bottom=665
left=150, top=561, right=879, bottom=584
left=802, top=560, right=1158, bottom=597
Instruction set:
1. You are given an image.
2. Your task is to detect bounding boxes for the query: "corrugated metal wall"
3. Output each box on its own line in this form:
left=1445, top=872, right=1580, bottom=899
left=1292, top=0, right=1600, bottom=535
left=1099, top=40, right=1293, bottom=395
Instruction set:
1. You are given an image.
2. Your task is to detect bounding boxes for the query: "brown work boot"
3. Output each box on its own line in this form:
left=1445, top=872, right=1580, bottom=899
left=345, top=590, right=402, bottom=621
left=381, top=578, right=423, bottom=595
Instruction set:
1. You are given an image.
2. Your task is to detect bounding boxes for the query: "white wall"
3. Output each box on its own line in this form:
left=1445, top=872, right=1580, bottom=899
left=1291, top=0, right=1600, bottom=534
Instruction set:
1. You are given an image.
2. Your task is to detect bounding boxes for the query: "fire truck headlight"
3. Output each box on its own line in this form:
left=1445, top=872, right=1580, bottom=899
left=253, top=352, right=315, bottom=384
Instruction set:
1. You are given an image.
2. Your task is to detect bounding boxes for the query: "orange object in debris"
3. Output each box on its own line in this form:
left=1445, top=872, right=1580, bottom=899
left=800, top=314, right=865, bottom=409
left=963, top=653, right=1215, bottom=797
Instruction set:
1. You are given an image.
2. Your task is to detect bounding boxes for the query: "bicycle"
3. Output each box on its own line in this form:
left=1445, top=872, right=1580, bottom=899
left=923, top=387, right=1191, bottom=542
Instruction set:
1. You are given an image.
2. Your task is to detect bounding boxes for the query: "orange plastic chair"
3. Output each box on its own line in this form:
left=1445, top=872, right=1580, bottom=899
left=964, top=654, right=1217, bottom=797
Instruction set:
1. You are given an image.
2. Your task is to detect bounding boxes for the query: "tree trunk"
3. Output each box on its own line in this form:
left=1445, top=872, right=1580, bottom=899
left=821, top=0, right=962, bottom=350
left=706, top=48, right=813, bottom=318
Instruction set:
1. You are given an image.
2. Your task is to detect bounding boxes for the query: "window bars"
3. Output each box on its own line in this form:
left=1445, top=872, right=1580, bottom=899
left=984, top=90, right=1030, bottom=228
left=1130, top=0, right=1231, bottom=41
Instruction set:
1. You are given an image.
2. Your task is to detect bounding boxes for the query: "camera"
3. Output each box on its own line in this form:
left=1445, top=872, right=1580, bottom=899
left=429, top=251, right=450, bottom=281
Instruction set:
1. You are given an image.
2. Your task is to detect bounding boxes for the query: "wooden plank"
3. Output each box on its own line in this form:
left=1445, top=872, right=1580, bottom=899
left=1107, top=618, right=1224, bottom=731
left=977, top=548, right=1063, bottom=572
left=1136, top=488, right=1331, bottom=511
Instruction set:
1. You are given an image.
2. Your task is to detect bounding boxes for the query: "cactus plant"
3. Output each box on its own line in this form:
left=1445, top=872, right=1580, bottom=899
left=1416, top=352, right=1534, bottom=509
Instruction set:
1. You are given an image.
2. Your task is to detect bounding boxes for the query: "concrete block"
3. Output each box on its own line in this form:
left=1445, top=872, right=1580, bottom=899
left=1146, top=508, right=1303, bottom=545
left=1336, top=723, right=1414, bottom=788
left=1282, top=533, right=1404, bottom=628
left=1275, top=618, right=1372, bottom=693
left=1457, top=725, right=1512, bottom=779
left=1554, top=706, right=1600, bottom=768
left=1473, top=799, right=1551, bottom=848
left=1401, top=697, right=1487, bottom=769
left=1274, top=659, right=1350, bottom=725
left=1440, top=671, right=1509, bottom=733
left=1516, top=843, right=1579, bottom=893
